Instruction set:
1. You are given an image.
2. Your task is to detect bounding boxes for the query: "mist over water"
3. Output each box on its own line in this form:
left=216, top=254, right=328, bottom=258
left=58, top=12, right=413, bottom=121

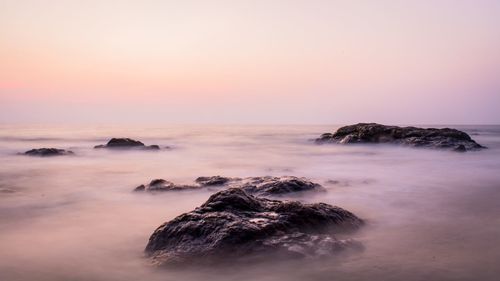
left=1, top=124, right=499, bottom=281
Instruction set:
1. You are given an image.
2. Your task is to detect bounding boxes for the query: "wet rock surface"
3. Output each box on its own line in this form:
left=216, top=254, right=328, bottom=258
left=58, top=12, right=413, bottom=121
left=22, top=148, right=74, bottom=157
left=195, top=176, right=235, bottom=186
left=94, top=138, right=160, bottom=150
left=135, top=176, right=325, bottom=196
left=145, top=188, right=363, bottom=266
left=238, top=176, right=325, bottom=196
left=315, top=123, right=485, bottom=151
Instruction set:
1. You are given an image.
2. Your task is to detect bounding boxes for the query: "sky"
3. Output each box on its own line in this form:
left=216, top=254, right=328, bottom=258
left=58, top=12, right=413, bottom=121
left=1, top=0, right=499, bottom=124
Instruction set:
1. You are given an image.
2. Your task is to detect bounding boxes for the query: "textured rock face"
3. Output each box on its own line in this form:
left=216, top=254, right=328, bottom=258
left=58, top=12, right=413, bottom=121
left=145, top=188, right=363, bottom=266
left=195, top=176, right=234, bottom=186
left=135, top=176, right=325, bottom=196
left=23, top=148, right=74, bottom=157
left=94, top=138, right=160, bottom=150
left=315, top=123, right=485, bottom=151
left=239, top=176, right=325, bottom=196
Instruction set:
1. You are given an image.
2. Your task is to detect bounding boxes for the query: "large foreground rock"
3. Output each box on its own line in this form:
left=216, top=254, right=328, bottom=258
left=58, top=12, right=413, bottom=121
left=22, top=148, right=74, bottom=157
left=94, top=138, right=160, bottom=150
left=315, top=123, right=485, bottom=151
left=145, top=188, right=363, bottom=266
left=135, top=176, right=325, bottom=196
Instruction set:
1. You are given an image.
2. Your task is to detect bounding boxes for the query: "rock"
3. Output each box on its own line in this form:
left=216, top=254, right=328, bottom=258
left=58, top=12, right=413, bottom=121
left=145, top=188, right=363, bottom=266
left=134, top=184, right=146, bottom=192
left=134, top=179, right=201, bottom=192
left=238, top=176, right=325, bottom=196
left=23, top=148, right=74, bottom=157
left=135, top=176, right=325, bottom=196
left=94, top=138, right=161, bottom=150
left=195, top=176, right=235, bottom=186
left=315, top=123, right=485, bottom=151
left=105, top=138, right=144, bottom=147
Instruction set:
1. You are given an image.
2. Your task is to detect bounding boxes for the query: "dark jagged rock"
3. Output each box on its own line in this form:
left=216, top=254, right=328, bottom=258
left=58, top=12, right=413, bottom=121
left=238, top=176, right=325, bottom=196
left=134, top=179, right=200, bottom=192
left=315, top=123, right=485, bottom=152
left=23, top=148, right=74, bottom=157
left=195, top=176, right=235, bottom=186
left=134, top=176, right=325, bottom=196
left=94, top=138, right=160, bottom=150
left=134, top=184, right=146, bottom=192
left=106, top=138, right=144, bottom=147
left=145, top=188, right=363, bottom=266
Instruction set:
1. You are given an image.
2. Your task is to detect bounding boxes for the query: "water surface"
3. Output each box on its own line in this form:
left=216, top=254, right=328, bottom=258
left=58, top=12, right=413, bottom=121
left=1, top=124, right=499, bottom=281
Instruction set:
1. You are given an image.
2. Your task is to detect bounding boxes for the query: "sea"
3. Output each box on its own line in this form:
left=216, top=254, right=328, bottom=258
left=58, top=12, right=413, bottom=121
left=1, top=124, right=499, bottom=281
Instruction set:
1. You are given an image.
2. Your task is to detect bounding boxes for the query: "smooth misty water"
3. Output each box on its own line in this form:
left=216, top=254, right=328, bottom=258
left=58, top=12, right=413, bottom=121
left=0, top=124, right=499, bottom=281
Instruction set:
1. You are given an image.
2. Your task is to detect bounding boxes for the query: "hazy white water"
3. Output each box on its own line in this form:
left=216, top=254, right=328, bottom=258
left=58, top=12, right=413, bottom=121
left=0, top=124, right=499, bottom=281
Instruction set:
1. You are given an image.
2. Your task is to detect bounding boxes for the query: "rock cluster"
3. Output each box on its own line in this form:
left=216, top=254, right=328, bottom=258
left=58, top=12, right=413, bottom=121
left=145, top=188, right=363, bottom=266
left=20, top=138, right=165, bottom=157
left=316, top=123, right=485, bottom=152
left=135, top=176, right=325, bottom=196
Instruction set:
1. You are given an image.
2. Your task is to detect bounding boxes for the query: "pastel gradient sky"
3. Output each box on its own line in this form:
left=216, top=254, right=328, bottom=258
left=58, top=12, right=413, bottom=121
left=1, top=0, right=499, bottom=124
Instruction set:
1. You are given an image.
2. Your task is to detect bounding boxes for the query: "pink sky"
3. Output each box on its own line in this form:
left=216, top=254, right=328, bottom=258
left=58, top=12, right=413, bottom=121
left=1, top=0, right=499, bottom=124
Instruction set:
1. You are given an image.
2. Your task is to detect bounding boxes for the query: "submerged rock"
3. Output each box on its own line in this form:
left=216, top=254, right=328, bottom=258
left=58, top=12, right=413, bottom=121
left=145, top=188, right=363, bottom=266
left=134, top=179, right=200, bottom=192
left=94, top=138, right=160, bottom=150
left=0, top=187, right=16, bottom=193
left=135, top=176, right=325, bottom=196
left=315, top=123, right=485, bottom=151
left=23, top=148, right=74, bottom=157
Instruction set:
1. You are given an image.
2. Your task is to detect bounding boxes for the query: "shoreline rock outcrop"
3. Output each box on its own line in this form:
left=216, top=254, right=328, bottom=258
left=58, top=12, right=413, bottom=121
left=94, top=138, right=160, bottom=150
left=134, top=176, right=326, bottom=196
left=22, top=148, right=74, bottom=157
left=145, top=188, right=363, bottom=266
left=315, top=123, right=485, bottom=152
